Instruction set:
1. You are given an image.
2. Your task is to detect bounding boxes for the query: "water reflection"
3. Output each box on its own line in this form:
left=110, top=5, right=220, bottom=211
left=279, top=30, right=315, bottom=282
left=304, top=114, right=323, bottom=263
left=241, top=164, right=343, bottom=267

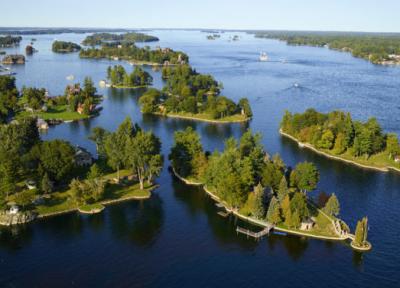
left=108, top=195, right=164, bottom=247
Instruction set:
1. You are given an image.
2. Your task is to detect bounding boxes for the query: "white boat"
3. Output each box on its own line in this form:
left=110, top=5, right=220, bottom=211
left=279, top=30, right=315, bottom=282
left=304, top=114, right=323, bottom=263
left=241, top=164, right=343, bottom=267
left=259, top=52, right=268, bottom=62
left=66, top=74, right=75, bottom=81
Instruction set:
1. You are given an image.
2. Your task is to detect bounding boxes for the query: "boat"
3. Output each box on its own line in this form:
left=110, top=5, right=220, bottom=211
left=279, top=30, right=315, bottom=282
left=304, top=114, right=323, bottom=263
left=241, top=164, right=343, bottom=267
left=259, top=52, right=268, bottom=62
left=293, top=83, right=299, bottom=88
left=99, top=80, right=107, bottom=87
left=66, top=74, right=75, bottom=81
left=273, top=231, right=287, bottom=236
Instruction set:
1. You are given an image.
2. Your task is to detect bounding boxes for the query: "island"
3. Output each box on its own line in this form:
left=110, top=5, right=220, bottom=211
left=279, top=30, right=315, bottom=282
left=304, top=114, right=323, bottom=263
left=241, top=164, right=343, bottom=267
left=0, top=117, right=162, bottom=225
left=2, top=54, right=25, bottom=64
left=169, top=127, right=371, bottom=251
left=253, top=31, right=400, bottom=65
left=138, top=64, right=252, bottom=123
left=52, top=41, right=81, bottom=53
left=0, top=35, right=22, bottom=47
left=82, top=32, right=159, bottom=46
left=105, top=65, right=152, bottom=88
left=280, top=109, right=400, bottom=173
left=79, top=42, right=188, bottom=66
left=0, top=75, right=102, bottom=124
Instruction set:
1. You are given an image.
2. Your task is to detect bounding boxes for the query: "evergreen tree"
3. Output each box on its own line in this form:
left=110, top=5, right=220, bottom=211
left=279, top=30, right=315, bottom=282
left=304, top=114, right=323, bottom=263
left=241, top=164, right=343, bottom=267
left=323, top=193, right=340, bottom=216
left=252, top=183, right=265, bottom=219
left=277, top=176, right=289, bottom=202
left=41, top=173, right=53, bottom=194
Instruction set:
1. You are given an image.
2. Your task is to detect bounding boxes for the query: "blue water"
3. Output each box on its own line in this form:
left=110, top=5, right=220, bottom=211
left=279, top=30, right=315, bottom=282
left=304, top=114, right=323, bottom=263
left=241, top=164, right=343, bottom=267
left=0, top=30, right=399, bottom=287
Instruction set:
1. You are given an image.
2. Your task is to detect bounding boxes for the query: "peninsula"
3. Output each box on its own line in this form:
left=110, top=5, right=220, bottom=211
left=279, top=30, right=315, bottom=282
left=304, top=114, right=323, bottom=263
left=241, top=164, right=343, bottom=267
left=280, top=109, right=400, bottom=173
left=169, top=127, right=371, bottom=251
left=0, top=117, right=162, bottom=225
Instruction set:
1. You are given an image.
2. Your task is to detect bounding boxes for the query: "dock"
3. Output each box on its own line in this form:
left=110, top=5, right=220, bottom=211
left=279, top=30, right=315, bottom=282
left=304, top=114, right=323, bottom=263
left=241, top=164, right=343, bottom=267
left=217, top=211, right=230, bottom=218
left=236, top=224, right=274, bottom=240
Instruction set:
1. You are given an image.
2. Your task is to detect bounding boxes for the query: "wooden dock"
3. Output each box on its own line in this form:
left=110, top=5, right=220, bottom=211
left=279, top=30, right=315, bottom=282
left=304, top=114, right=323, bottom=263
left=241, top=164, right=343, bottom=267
left=217, top=211, right=230, bottom=218
left=236, top=224, right=274, bottom=240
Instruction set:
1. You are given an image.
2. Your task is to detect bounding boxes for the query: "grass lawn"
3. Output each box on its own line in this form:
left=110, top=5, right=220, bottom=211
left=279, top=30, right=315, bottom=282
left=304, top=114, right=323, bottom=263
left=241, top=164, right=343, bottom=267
left=33, top=171, right=152, bottom=217
left=18, top=105, right=90, bottom=121
left=158, top=111, right=249, bottom=123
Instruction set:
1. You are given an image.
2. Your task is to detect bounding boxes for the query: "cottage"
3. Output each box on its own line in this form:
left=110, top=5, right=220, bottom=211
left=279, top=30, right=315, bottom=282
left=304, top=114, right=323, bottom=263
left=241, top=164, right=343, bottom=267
left=75, top=146, right=93, bottom=166
left=300, top=218, right=315, bottom=231
left=8, top=205, right=19, bottom=215
left=26, top=180, right=37, bottom=190
left=37, top=118, right=49, bottom=130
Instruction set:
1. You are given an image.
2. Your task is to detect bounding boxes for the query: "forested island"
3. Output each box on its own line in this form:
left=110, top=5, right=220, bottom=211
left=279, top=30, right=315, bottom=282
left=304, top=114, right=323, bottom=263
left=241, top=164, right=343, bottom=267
left=0, top=35, right=22, bottom=47
left=106, top=65, right=152, bottom=88
left=82, top=32, right=159, bottom=46
left=138, top=64, right=252, bottom=122
left=79, top=42, right=188, bottom=65
left=0, top=117, right=162, bottom=224
left=169, top=127, right=370, bottom=250
left=253, top=31, right=400, bottom=65
left=0, top=75, right=102, bottom=123
left=280, top=109, right=400, bottom=172
left=52, top=41, right=81, bottom=53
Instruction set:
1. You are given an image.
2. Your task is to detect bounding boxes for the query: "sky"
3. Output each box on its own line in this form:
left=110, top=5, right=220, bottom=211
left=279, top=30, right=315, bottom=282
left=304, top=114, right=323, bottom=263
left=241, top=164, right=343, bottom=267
left=1, top=0, right=400, bottom=32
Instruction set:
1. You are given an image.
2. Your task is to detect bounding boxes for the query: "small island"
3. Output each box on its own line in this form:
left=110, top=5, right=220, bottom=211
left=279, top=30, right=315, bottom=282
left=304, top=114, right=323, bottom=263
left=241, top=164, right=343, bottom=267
left=52, top=41, right=81, bottom=53
left=82, top=32, right=159, bottom=46
left=79, top=42, right=188, bottom=66
left=280, top=109, right=400, bottom=173
left=0, top=35, right=22, bottom=48
left=106, top=65, right=152, bottom=88
left=169, top=127, right=371, bottom=251
left=2, top=54, right=25, bottom=64
left=0, top=117, right=162, bottom=225
left=138, top=64, right=252, bottom=123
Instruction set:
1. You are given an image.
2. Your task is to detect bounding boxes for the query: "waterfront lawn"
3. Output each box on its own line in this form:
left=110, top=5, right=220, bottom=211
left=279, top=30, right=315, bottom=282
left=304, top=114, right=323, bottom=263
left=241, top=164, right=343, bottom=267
left=160, top=111, right=249, bottom=123
left=35, top=171, right=152, bottom=216
left=78, top=203, right=105, bottom=213
left=18, top=105, right=89, bottom=121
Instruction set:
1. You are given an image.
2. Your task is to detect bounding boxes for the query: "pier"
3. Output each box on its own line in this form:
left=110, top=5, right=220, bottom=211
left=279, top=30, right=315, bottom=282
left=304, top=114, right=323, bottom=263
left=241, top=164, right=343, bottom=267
left=236, top=224, right=274, bottom=240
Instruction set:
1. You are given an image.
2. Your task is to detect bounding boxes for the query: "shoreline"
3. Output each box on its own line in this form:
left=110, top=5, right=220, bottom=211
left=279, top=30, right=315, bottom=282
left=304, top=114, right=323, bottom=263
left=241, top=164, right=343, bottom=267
left=36, top=191, right=152, bottom=219
left=279, top=129, right=400, bottom=173
left=152, top=112, right=250, bottom=124
left=170, top=168, right=364, bottom=245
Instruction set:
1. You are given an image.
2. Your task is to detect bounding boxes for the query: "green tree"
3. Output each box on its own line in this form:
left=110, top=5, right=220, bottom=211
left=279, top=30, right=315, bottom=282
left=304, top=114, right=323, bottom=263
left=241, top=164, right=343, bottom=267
left=267, top=196, right=282, bottom=224
left=290, top=162, right=319, bottom=193
left=386, top=133, right=400, bottom=160
left=41, top=173, right=53, bottom=194
left=354, top=217, right=368, bottom=247
left=126, top=130, right=162, bottom=190
left=317, top=129, right=335, bottom=149
left=277, top=176, right=290, bottom=202
left=323, top=193, right=340, bottom=216
left=252, top=183, right=265, bottom=219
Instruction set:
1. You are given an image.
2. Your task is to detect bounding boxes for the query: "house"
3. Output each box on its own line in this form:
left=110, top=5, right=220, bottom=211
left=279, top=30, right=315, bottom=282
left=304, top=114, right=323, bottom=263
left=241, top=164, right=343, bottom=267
left=300, top=218, right=315, bottom=231
left=37, top=118, right=49, bottom=130
left=75, top=146, right=93, bottom=166
left=395, top=155, right=400, bottom=163
left=2, top=54, right=25, bottom=64
left=26, top=180, right=37, bottom=190
left=8, top=205, right=19, bottom=215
